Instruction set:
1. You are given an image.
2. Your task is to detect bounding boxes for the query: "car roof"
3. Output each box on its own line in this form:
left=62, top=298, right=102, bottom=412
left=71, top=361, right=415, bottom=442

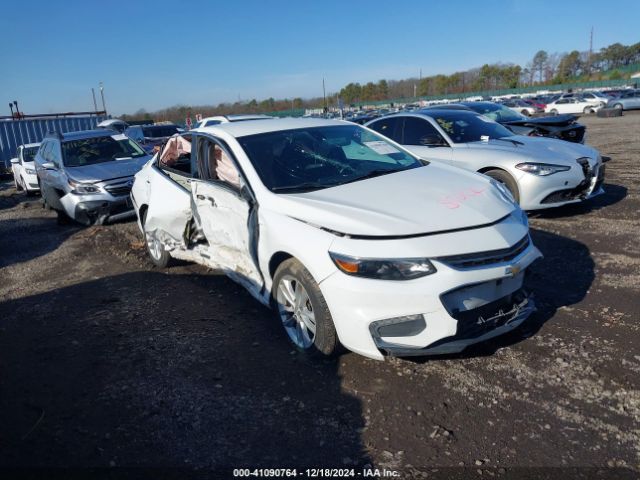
left=46, top=129, right=119, bottom=141
left=194, top=117, right=349, bottom=137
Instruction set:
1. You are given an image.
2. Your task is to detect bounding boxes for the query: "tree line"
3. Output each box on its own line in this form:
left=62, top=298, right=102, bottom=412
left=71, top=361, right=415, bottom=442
left=122, top=40, right=640, bottom=123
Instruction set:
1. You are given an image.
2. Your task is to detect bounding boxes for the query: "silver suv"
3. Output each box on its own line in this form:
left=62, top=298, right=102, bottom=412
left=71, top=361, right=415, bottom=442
left=34, top=130, right=151, bottom=225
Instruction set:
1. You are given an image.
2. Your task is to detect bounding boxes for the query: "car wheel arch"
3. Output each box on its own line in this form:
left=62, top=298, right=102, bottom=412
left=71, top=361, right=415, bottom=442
left=477, top=167, right=521, bottom=202
left=139, top=204, right=149, bottom=225
left=269, top=251, right=293, bottom=282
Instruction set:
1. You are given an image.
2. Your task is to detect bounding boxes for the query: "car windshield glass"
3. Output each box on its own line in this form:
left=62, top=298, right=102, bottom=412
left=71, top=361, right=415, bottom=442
left=62, top=135, right=146, bottom=167
left=22, top=147, right=39, bottom=162
left=238, top=125, right=423, bottom=193
left=142, top=125, right=179, bottom=138
left=429, top=112, right=515, bottom=143
left=465, top=103, right=525, bottom=122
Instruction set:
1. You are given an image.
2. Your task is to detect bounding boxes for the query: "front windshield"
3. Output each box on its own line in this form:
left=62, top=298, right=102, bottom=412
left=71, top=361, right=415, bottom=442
left=465, top=103, right=525, bottom=122
left=62, top=135, right=147, bottom=167
left=22, top=147, right=39, bottom=163
left=430, top=112, right=515, bottom=143
left=238, top=125, right=423, bottom=193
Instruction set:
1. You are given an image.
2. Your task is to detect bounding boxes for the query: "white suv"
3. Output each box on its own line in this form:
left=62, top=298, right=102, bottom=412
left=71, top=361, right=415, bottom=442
left=10, top=142, right=41, bottom=195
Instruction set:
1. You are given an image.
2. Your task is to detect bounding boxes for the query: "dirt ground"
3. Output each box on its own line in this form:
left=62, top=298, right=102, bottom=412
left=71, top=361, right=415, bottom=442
left=1, top=113, right=639, bottom=479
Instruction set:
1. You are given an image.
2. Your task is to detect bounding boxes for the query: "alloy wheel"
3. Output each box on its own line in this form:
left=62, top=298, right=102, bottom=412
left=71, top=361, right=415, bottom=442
left=276, top=275, right=316, bottom=349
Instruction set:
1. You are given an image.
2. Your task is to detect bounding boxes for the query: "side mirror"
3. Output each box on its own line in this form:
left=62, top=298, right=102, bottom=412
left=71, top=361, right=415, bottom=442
left=42, top=161, right=57, bottom=170
left=10, top=158, right=19, bottom=164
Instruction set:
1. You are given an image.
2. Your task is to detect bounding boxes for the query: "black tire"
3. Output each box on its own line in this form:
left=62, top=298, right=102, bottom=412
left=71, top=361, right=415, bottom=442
left=583, top=106, right=592, bottom=114
left=521, top=109, right=530, bottom=116
left=272, top=258, right=339, bottom=356
left=550, top=109, right=558, bottom=115
left=141, top=209, right=173, bottom=268
left=613, top=103, right=623, bottom=110
left=14, top=177, right=23, bottom=191
left=484, top=169, right=520, bottom=204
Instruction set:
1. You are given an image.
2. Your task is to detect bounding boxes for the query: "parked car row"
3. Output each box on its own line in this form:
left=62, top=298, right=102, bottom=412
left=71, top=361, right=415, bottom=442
left=8, top=105, right=611, bottom=361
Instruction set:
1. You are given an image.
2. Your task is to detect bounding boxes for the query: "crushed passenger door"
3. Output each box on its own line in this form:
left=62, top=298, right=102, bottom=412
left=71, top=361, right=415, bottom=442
left=143, top=164, right=192, bottom=248
left=191, top=180, right=264, bottom=296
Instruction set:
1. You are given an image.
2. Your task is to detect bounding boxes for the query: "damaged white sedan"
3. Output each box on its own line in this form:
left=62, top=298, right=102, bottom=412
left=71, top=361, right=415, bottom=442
left=131, top=118, right=542, bottom=360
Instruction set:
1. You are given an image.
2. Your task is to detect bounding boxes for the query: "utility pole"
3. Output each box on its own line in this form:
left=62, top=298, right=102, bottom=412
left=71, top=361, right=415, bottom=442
left=99, top=82, right=107, bottom=114
left=322, top=78, right=327, bottom=113
left=9, top=103, right=14, bottom=118
left=587, top=26, right=594, bottom=75
left=91, top=88, right=98, bottom=111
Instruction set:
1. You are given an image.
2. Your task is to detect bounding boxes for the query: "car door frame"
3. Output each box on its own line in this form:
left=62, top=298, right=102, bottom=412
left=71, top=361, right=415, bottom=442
left=189, top=132, right=266, bottom=299
left=142, top=134, right=195, bottom=249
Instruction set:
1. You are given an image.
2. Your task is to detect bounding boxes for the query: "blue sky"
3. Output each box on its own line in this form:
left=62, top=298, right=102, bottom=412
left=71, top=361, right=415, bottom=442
left=1, top=0, right=638, bottom=115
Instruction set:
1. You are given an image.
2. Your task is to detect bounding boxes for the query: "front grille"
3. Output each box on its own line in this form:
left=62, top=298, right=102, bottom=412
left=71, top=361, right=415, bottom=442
left=104, top=179, right=133, bottom=197
left=436, top=235, right=530, bottom=269
left=577, top=157, right=591, bottom=178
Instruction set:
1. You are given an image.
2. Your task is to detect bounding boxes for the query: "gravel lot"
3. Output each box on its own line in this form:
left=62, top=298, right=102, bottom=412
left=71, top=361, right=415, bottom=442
left=1, top=113, right=639, bottom=478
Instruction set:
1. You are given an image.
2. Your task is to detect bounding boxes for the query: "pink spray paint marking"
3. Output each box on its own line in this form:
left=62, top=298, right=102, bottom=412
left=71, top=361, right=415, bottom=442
left=439, top=187, right=486, bottom=209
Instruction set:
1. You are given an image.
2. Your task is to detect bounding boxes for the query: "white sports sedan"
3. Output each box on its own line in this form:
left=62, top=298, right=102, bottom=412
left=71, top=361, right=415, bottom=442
left=10, top=142, right=41, bottom=195
left=366, top=109, right=605, bottom=211
left=545, top=97, right=603, bottom=115
left=130, top=118, right=541, bottom=360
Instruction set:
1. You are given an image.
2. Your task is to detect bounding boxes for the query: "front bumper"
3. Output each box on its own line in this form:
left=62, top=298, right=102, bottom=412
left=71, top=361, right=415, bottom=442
left=517, top=160, right=605, bottom=210
left=319, top=237, right=542, bottom=361
left=60, top=192, right=135, bottom=225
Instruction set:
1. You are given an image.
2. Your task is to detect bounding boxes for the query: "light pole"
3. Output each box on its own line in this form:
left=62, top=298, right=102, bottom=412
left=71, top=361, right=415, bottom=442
left=91, top=88, right=98, bottom=111
left=9, top=103, right=14, bottom=118
left=99, top=82, right=107, bottom=114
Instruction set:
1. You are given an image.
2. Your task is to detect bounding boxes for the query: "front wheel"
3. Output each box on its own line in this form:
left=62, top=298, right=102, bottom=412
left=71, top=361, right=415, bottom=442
left=550, top=109, right=558, bottom=115
left=613, top=103, right=623, bottom=110
left=583, top=106, right=592, bottom=114
left=484, top=169, right=520, bottom=204
left=14, top=176, right=23, bottom=191
left=521, top=109, right=531, bottom=116
left=272, top=258, right=339, bottom=356
left=141, top=210, right=173, bottom=268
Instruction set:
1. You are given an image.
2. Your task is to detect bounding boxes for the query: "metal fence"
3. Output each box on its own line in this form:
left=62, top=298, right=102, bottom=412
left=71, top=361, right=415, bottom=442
left=0, top=115, right=107, bottom=168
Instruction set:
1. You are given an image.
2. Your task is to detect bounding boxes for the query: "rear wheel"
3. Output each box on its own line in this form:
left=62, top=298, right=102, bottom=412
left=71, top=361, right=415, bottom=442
left=484, top=169, right=520, bottom=204
left=273, top=258, right=339, bottom=356
left=141, top=209, right=173, bottom=268
left=550, top=109, right=558, bottom=115
left=613, top=103, right=623, bottom=110
left=583, top=106, right=592, bottom=114
left=521, top=109, right=531, bottom=116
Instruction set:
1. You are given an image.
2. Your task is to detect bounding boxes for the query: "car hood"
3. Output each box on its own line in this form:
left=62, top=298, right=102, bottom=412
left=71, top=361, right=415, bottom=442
left=66, top=157, right=150, bottom=183
left=503, top=114, right=576, bottom=127
left=271, top=164, right=516, bottom=237
left=464, top=135, right=598, bottom=164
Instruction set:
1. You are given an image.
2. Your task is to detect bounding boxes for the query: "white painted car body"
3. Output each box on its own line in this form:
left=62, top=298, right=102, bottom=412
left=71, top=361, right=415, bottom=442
left=366, top=110, right=605, bottom=211
left=545, top=97, right=603, bottom=115
left=192, top=114, right=273, bottom=129
left=11, top=143, right=41, bottom=194
left=131, top=118, right=542, bottom=360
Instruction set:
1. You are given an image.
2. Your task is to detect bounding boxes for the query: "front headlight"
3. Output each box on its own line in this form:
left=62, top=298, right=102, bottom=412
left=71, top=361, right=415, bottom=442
left=515, top=162, right=570, bottom=176
left=69, top=179, right=102, bottom=194
left=25, top=168, right=36, bottom=175
left=329, top=252, right=436, bottom=280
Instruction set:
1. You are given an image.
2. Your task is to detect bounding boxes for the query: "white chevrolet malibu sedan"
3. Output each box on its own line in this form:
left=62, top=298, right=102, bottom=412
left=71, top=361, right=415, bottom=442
left=130, top=118, right=542, bottom=360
